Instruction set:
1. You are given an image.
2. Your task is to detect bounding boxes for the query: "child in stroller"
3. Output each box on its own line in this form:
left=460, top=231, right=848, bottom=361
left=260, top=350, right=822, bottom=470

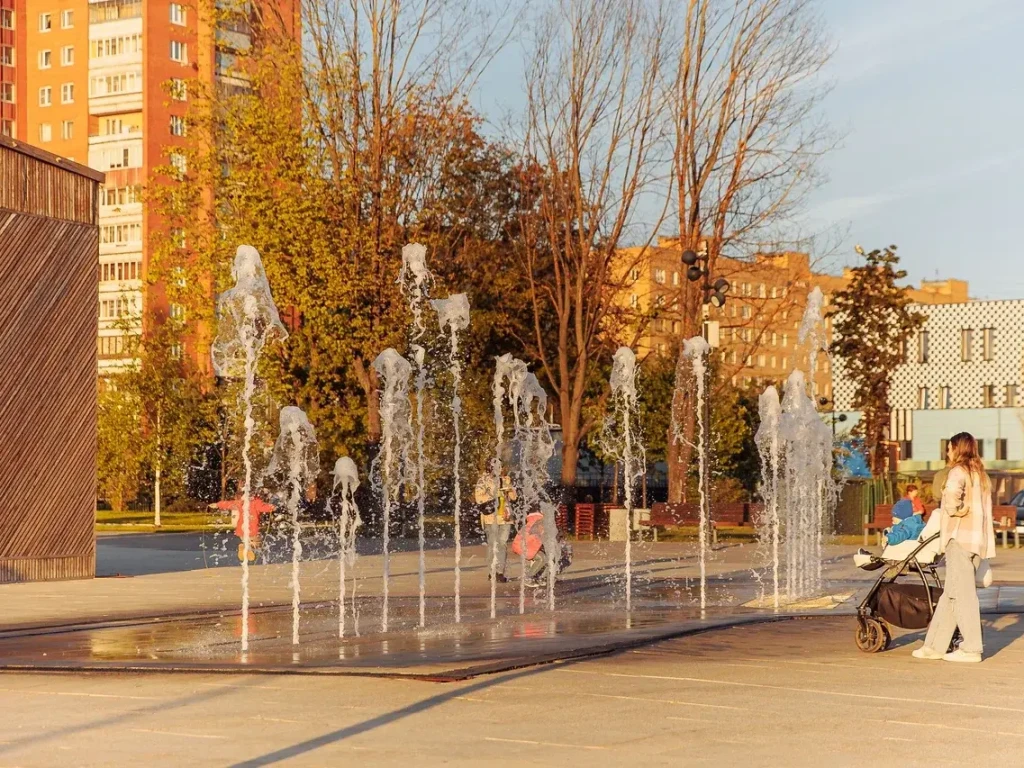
left=512, top=509, right=573, bottom=587
left=853, top=511, right=963, bottom=653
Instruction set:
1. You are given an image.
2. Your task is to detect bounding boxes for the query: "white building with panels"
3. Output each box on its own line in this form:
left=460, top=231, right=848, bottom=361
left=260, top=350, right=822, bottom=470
left=832, top=299, right=1024, bottom=471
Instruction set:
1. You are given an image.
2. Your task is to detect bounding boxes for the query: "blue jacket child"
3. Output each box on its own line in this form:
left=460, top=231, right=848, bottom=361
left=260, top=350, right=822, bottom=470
left=886, top=512, right=925, bottom=545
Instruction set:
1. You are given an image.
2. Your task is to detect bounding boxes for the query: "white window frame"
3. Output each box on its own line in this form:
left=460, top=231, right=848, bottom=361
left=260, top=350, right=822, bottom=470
left=170, top=114, right=186, bottom=136
left=170, top=78, right=188, bottom=101
left=38, top=123, right=52, bottom=143
left=61, top=9, right=73, bottom=28
left=39, top=12, right=52, bottom=32
left=61, top=120, right=73, bottom=140
left=38, top=86, right=52, bottom=107
left=170, top=3, right=186, bottom=25
left=170, top=40, right=187, bottom=64
left=0, top=8, right=13, bottom=30
left=0, top=82, right=12, bottom=103
left=61, top=45, right=74, bottom=66
left=38, top=49, right=52, bottom=69
left=0, top=45, right=13, bottom=66
left=61, top=82, right=74, bottom=104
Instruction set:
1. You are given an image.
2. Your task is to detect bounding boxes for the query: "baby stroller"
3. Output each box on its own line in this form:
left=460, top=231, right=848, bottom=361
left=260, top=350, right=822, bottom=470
left=853, top=512, right=961, bottom=653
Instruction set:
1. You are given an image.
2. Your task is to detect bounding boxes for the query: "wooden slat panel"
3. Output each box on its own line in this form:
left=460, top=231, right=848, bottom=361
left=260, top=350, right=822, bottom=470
left=0, top=139, right=103, bottom=224
left=0, top=194, right=99, bottom=582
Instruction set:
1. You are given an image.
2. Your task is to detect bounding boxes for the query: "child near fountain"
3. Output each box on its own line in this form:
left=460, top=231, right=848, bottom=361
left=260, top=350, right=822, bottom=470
left=210, top=496, right=274, bottom=562
left=475, top=473, right=517, bottom=582
left=513, top=510, right=572, bottom=587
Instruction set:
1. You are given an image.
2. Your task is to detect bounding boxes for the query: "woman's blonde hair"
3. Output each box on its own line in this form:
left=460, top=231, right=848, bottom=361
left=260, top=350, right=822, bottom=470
left=948, top=432, right=990, bottom=489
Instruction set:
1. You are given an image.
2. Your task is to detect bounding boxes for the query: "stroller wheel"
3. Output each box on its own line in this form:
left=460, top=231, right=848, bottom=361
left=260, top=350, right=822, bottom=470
left=855, top=617, right=886, bottom=653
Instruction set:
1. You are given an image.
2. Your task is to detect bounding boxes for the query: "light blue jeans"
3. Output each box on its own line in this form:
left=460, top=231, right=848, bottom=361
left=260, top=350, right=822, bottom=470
left=485, top=523, right=511, bottom=576
left=923, top=540, right=983, bottom=654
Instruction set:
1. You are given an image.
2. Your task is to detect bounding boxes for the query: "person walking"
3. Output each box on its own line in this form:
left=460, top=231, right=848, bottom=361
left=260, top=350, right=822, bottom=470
left=475, top=472, right=517, bottom=583
left=913, top=432, right=996, bottom=663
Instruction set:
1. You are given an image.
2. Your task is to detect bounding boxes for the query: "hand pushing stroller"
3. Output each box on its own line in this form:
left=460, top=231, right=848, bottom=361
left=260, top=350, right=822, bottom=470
left=853, top=512, right=961, bottom=653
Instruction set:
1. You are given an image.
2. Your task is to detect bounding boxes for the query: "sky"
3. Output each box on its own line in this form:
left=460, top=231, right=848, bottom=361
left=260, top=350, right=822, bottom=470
left=472, top=0, right=1024, bottom=300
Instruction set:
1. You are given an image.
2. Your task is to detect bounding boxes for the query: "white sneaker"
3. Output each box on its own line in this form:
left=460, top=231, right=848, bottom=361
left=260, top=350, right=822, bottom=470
left=943, top=649, right=982, bottom=663
left=912, top=646, right=945, bottom=660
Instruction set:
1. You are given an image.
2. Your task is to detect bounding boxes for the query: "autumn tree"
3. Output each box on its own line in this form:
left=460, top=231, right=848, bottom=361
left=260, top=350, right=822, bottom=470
left=96, top=384, right=144, bottom=513
left=830, top=245, right=924, bottom=474
left=515, top=0, right=671, bottom=491
left=665, top=0, right=834, bottom=501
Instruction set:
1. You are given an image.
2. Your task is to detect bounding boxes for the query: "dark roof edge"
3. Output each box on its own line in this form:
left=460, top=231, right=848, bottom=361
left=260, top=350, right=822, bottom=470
left=0, top=136, right=106, bottom=183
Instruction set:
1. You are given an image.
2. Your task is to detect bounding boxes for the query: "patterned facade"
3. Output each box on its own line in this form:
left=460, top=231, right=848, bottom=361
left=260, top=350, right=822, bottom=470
left=833, top=300, right=1024, bottom=472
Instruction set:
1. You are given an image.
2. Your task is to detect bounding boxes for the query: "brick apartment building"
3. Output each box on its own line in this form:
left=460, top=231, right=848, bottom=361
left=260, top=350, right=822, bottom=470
left=619, top=237, right=969, bottom=400
left=0, top=0, right=296, bottom=373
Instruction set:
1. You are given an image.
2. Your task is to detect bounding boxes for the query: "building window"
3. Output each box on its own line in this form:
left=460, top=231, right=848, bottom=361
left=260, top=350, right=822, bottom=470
left=983, top=327, right=995, bottom=361
left=781, top=356, right=788, bottom=369
left=961, top=328, right=973, bottom=362
left=672, top=320, right=680, bottom=334
left=61, top=83, right=74, bottom=103
left=672, top=271, right=679, bottom=287
left=170, top=115, right=186, bottom=136
left=170, top=40, right=188, bottom=63
left=918, top=330, right=929, bottom=364
left=653, top=268, right=666, bottom=284
left=39, top=12, right=52, bottom=31
left=758, top=354, right=766, bottom=367
left=900, top=441, right=913, bottom=461
left=101, top=224, right=142, bottom=245
left=918, top=387, right=929, bottom=409
left=997, top=439, right=1009, bottom=462
left=940, top=386, right=951, bottom=410
left=0, top=45, right=13, bottom=66
left=61, top=9, right=73, bottom=28
left=1, top=9, right=13, bottom=29
left=0, top=120, right=12, bottom=137
left=741, top=306, right=752, bottom=319
left=90, top=0, right=142, bottom=23
left=1007, top=384, right=1018, bottom=408
left=628, top=267, right=640, bottom=282
left=38, top=49, right=52, bottom=69
left=61, top=45, right=74, bottom=66
left=758, top=283, right=766, bottom=299
left=170, top=3, right=186, bottom=24
left=0, top=83, right=12, bottom=103
left=90, top=34, right=142, bottom=59
left=629, top=294, right=638, bottom=309
left=745, top=355, right=753, bottom=366
left=61, top=120, right=73, bottom=140
left=770, top=355, right=777, bottom=369
left=38, top=123, right=52, bottom=143
left=983, top=385, right=996, bottom=408
left=781, top=334, right=789, bottom=348
left=90, top=71, right=141, bottom=97
left=742, top=282, right=751, bottom=297
left=100, top=186, right=141, bottom=207
left=105, top=147, right=132, bottom=169
left=38, top=87, right=52, bottom=106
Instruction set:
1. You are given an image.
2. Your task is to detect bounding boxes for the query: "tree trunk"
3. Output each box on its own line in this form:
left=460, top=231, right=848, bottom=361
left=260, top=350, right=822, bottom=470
left=154, top=406, right=162, bottom=527
left=560, top=434, right=580, bottom=489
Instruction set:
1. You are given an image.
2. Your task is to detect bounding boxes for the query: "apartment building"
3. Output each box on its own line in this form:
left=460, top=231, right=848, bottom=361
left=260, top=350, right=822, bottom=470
left=619, top=237, right=969, bottom=400
left=5, top=0, right=296, bottom=374
left=833, top=299, right=1024, bottom=473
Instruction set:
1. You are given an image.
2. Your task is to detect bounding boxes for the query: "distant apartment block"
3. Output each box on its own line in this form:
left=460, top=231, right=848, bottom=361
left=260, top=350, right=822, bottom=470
left=4, top=0, right=297, bottom=374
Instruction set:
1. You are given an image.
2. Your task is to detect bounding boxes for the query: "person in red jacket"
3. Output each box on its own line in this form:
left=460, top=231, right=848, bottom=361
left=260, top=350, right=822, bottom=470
left=210, top=496, right=274, bottom=562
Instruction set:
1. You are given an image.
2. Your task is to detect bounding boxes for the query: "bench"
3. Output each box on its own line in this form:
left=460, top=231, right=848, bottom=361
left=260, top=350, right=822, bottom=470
left=557, top=503, right=600, bottom=540
left=642, top=502, right=754, bottom=543
left=864, top=505, right=895, bottom=547
left=995, top=506, right=1019, bottom=549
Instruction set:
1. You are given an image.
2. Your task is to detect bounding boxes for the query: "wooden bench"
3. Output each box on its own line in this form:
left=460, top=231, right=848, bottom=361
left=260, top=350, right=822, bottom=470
left=864, top=505, right=895, bottom=546
left=642, top=502, right=753, bottom=543
left=995, top=506, right=1019, bottom=549
left=557, top=503, right=600, bottom=540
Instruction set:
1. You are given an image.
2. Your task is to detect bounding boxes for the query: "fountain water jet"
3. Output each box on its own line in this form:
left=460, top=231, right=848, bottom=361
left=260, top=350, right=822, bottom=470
left=371, top=349, right=414, bottom=632
left=331, top=457, right=360, bottom=638
left=267, top=406, right=319, bottom=645
left=493, top=354, right=530, bottom=614
left=607, top=347, right=644, bottom=612
left=210, top=245, right=287, bottom=653
left=432, top=293, right=470, bottom=622
left=517, top=372, right=556, bottom=609
left=683, top=336, right=711, bottom=614
left=754, top=386, right=782, bottom=610
left=398, top=243, right=433, bottom=627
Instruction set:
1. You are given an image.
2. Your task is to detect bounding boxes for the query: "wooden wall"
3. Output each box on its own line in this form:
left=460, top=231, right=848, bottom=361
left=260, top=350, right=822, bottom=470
left=0, top=138, right=102, bottom=582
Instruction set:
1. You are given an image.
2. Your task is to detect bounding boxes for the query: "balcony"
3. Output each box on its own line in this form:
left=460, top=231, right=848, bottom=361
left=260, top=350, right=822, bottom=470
left=89, top=0, right=142, bottom=24
left=89, top=89, right=142, bottom=115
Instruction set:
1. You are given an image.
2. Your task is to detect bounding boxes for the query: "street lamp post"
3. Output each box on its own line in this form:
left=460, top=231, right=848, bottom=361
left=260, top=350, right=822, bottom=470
left=818, top=396, right=848, bottom=438
left=682, top=248, right=729, bottom=553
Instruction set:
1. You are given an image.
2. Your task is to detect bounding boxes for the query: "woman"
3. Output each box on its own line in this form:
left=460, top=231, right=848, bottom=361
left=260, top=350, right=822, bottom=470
left=913, top=432, right=996, bottom=663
